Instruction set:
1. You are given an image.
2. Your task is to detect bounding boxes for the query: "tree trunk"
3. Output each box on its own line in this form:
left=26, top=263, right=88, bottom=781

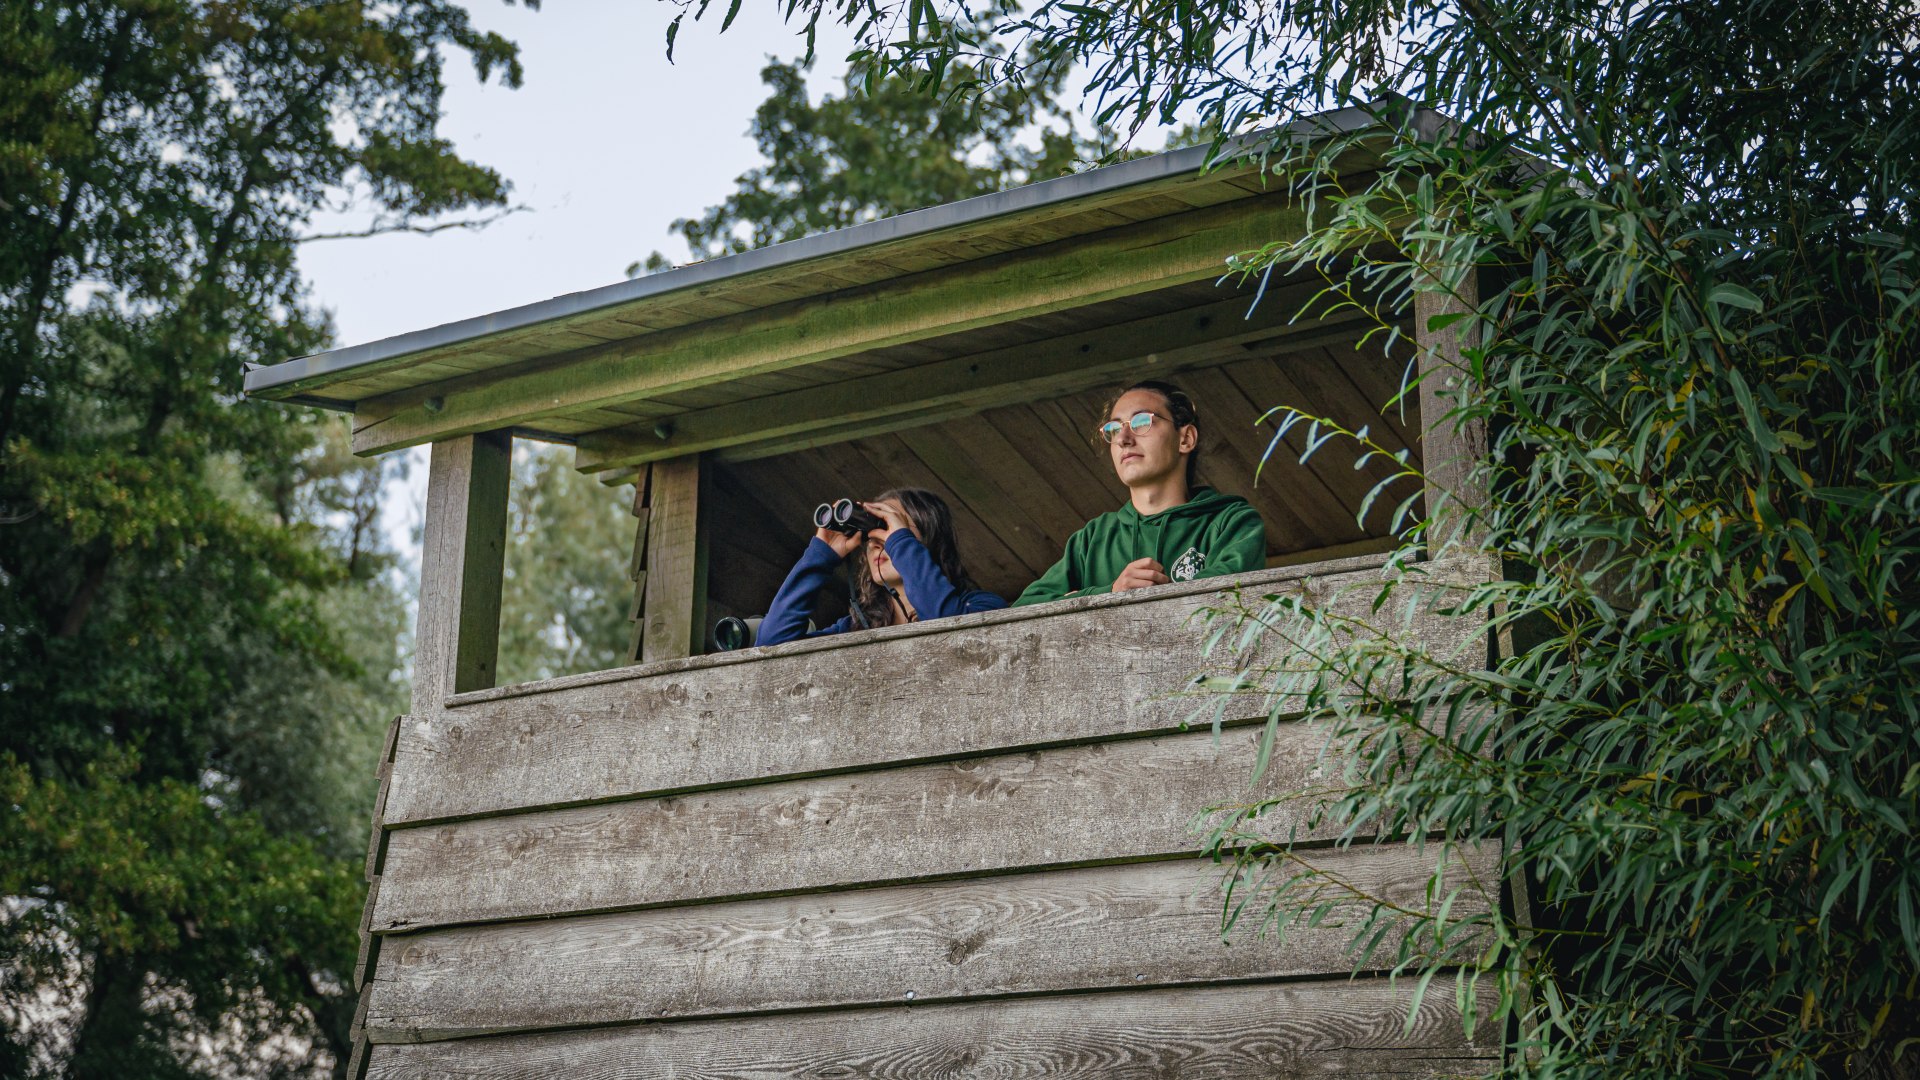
left=55, top=541, right=113, bottom=640
left=66, top=952, right=148, bottom=1080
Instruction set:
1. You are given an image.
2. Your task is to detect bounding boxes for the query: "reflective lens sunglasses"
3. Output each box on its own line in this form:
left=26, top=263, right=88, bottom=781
left=1099, top=410, right=1166, bottom=444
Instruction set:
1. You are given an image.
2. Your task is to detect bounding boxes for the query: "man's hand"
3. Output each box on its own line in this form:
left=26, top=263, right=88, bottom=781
left=814, top=526, right=863, bottom=558
left=1111, top=557, right=1170, bottom=593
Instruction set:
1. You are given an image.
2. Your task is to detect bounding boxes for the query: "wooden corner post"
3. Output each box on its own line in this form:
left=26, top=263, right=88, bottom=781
left=1414, top=268, right=1490, bottom=552
left=637, top=454, right=708, bottom=663
left=411, top=431, right=511, bottom=713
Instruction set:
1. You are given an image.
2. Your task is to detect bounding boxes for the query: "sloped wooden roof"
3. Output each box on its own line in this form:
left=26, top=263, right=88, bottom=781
left=241, top=103, right=1399, bottom=467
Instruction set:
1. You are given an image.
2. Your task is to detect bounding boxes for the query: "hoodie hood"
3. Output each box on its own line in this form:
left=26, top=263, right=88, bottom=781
left=1114, top=486, right=1243, bottom=525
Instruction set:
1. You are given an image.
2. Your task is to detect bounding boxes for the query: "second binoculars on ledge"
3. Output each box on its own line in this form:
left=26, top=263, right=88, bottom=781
left=813, top=498, right=884, bottom=535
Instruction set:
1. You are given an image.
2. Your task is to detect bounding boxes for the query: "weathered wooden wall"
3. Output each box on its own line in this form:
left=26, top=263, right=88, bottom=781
left=352, top=553, right=1499, bottom=1078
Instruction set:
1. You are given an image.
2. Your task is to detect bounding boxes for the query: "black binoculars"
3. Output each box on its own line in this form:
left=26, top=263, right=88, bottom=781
left=813, top=498, right=884, bottom=535
left=712, top=615, right=762, bottom=652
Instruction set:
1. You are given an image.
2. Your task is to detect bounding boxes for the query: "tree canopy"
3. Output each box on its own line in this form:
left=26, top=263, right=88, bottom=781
left=637, top=1, right=1124, bottom=274
left=497, top=444, right=634, bottom=685
left=0, top=1, right=530, bottom=1074
left=672, top=0, right=1920, bottom=1075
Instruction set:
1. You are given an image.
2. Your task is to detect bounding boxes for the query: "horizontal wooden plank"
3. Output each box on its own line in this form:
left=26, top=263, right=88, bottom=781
left=700, top=318, right=1383, bottom=468
left=365, top=845, right=1494, bottom=1042
left=371, top=722, right=1355, bottom=931
left=365, top=976, right=1497, bottom=1079
left=383, top=555, right=1495, bottom=826
left=350, top=196, right=1311, bottom=455
left=570, top=287, right=1353, bottom=472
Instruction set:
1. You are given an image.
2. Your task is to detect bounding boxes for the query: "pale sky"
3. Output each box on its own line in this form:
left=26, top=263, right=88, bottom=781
left=301, top=1, right=853, bottom=349
left=295, top=1, right=859, bottom=560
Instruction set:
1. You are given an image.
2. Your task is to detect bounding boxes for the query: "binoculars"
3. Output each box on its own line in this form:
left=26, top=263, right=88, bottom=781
left=714, top=613, right=816, bottom=651
left=712, top=615, right=762, bottom=652
left=813, top=498, right=884, bottom=535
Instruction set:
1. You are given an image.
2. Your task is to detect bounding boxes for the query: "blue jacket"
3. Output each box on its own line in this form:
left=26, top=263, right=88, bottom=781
left=758, top=532, right=1007, bottom=645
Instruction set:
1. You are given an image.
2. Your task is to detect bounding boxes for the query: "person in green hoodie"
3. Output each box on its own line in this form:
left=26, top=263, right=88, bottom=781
left=1015, top=380, right=1267, bottom=606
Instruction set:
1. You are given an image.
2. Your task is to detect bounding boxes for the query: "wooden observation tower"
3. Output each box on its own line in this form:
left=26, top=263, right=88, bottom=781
left=244, top=102, right=1499, bottom=1079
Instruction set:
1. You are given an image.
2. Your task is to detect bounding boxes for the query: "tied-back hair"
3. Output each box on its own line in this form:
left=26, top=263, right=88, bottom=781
left=849, top=488, right=980, bottom=628
left=1101, top=379, right=1204, bottom=490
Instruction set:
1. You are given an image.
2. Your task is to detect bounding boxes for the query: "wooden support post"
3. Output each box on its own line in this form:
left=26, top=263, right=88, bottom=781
left=622, top=465, right=653, bottom=664
left=411, top=431, right=510, bottom=713
left=639, top=455, right=707, bottom=663
left=1414, top=269, right=1489, bottom=553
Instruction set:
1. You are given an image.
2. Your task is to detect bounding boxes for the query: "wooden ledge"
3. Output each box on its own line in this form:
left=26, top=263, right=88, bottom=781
left=444, top=549, right=1411, bottom=709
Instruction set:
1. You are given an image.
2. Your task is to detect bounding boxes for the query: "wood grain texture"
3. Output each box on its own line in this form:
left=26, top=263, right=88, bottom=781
left=640, top=456, right=705, bottom=663
left=1220, top=349, right=1410, bottom=516
left=411, top=432, right=510, bottom=712
left=1180, top=365, right=1358, bottom=538
left=987, top=402, right=1124, bottom=524
left=570, top=289, right=1350, bottom=473
left=353, top=715, right=406, bottom=997
left=371, top=722, right=1351, bottom=931
left=697, top=317, right=1392, bottom=472
left=1414, top=273, right=1488, bottom=551
left=364, top=845, right=1495, bottom=1042
left=381, top=556, right=1495, bottom=826
left=363, top=714, right=403, bottom=883
left=892, top=424, right=1061, bottom=572
left=364, top=976, right=1497, bottom=1079
left=349, top=197, right=1310, bottom=456
left=836, top=430, right=1036, bottom=584
left=622, top=467, right=654, bottom=664
left=266, top=166, right=1268, bottom=406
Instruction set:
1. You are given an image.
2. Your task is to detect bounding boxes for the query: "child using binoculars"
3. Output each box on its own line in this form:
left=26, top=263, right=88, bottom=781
left=757, top=488, right=1008, bottom=644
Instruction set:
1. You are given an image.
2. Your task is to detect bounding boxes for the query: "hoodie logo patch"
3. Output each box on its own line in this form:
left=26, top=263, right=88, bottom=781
left=1171, top=547, right=1206, bottom=582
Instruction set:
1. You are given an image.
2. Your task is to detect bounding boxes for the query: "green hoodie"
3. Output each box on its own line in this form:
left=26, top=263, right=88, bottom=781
left=1014, top=487, right=1267, bottom=606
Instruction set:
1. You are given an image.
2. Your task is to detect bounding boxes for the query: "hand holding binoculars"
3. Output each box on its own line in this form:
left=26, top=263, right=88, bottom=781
left=813, top=498, right=885, bottom=535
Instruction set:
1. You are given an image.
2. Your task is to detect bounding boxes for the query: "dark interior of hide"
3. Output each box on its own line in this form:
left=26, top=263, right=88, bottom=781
left=700, top=317, right=1423, bottom=640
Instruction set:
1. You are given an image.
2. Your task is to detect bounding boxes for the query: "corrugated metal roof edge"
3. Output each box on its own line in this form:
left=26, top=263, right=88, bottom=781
left=243, top=99, right=1407, bottom=406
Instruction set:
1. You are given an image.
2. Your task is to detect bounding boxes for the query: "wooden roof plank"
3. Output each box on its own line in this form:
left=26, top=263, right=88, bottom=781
left=982, top=403, right=1122, bottom=525
left=893, top=423, right=1068, bottom=568
left=1322, top=337, right=1422, bottom=450
left=1161, top=176, right=1266, bottom=208
left=254, top=113, right=1428, bottom=405
left=351, top=196, right=1311, bottom=456
left=570, top=284, right=1339, bottom=473
left=838, top=434, right=1034, bottom=590
left=1152, top=379, right=1336, bottom=553
left=714, top=457, right=830, bottom=550
left=1186, top=363, right=1360, bottom=532
left=1227, top=352, right=1409, bottom=537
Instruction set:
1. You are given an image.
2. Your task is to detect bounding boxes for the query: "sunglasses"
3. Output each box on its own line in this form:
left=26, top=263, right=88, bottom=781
left=1098, top=410, right=1168, bottom=444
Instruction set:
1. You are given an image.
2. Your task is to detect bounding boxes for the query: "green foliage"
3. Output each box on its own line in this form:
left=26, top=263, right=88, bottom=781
left=682, top=0, right=1920, bottom=1074
left=497, top=444, right=634, bottom=685
left=1, top=0, right=525, bottom=1073
left=636, top=1, right=1119, bottom=274
left=1, top=750, right=364, bottom=1076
